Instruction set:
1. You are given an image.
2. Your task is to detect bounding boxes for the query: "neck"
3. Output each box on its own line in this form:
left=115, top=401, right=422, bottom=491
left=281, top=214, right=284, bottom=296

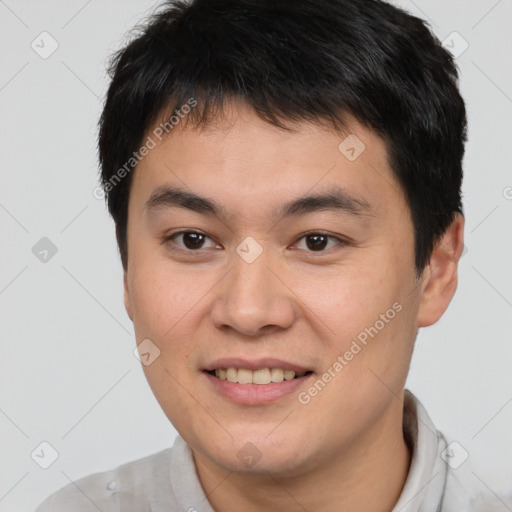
left=193, top=400, right=411, bottom=512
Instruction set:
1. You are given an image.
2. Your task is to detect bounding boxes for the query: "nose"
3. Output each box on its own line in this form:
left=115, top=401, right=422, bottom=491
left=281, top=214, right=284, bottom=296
left=210, top=249, right=296, bottom=337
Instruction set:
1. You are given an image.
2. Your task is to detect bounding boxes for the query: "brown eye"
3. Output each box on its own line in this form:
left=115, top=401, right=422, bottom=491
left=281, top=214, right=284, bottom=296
left=305, top=234, right=329, bottom=251
left=294, top=232, right=345, bottom=252
left=182, top=232, right=205, bottom=249
left=166, top=231, right=219, bottom=251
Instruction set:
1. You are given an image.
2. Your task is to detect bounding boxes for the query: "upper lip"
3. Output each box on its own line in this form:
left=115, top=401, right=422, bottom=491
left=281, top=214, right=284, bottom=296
left=203, top=357, right=312, bottom=373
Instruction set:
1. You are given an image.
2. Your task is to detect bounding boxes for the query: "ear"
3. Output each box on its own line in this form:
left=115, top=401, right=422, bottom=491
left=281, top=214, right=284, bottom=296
left=124, top=270, right=134, bottom=321
left=417, top=213, right=465, bottom=327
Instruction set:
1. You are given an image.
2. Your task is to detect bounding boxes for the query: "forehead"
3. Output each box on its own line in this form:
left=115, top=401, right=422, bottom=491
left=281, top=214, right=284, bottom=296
left=132, top=104, right=406, bottom=220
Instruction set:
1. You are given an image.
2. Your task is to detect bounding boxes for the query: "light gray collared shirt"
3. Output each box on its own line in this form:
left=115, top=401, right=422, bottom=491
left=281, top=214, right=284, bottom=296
left=35, top=390, right=507, bottom=511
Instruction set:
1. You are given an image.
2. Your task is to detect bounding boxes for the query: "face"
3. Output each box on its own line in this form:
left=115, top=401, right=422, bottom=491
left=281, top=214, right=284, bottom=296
left=123, top=103, right=452, bottom=477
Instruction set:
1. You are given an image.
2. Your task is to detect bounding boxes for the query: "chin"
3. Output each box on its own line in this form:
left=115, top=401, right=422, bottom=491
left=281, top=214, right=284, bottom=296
left=195, top=431, right=315, bottom=477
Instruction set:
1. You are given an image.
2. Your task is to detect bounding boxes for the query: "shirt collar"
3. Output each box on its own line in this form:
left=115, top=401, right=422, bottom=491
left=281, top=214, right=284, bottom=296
left=392, top=389, right=448, bottom=512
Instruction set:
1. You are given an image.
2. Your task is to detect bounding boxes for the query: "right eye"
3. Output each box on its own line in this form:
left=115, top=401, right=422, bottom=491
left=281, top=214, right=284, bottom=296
left=164, top=231, right=221, bottom=252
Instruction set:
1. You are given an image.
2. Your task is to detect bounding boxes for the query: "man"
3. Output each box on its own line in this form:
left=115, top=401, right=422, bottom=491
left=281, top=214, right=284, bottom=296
left=36, top=0, right=505, bottom=510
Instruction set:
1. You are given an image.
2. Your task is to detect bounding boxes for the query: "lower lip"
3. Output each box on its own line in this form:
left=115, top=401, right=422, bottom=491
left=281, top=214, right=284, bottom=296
left=203, top=371, right=314, bottom=405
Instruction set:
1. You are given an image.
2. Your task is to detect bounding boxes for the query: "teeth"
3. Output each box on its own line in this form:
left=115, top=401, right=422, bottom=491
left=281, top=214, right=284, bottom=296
left=213, top=367, right=309, bottom=385
left=226, top=368, right=238, bottom=383
left=270, top=368, right=284, bottom=382
left=217, top=369, right=227, bottom=381
left=237, top=368, right=253, bottom=384
left=253, top=368, right=271, bottom=384
left=284, top=370, right=295, bottom=381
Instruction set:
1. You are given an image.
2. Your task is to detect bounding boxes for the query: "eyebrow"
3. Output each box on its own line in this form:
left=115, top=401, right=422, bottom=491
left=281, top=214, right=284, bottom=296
left=145, top=185, right=373, bottom=222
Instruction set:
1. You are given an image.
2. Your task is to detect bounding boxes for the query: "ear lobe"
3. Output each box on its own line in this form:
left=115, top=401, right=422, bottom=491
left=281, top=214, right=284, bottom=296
left=417, top=213, right=465, bottom=328
left=124, top=271, right=134, bottom=321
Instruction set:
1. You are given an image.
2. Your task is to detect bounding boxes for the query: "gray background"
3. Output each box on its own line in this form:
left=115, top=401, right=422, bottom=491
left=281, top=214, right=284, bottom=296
left=0, top=0, right=511, bottom=510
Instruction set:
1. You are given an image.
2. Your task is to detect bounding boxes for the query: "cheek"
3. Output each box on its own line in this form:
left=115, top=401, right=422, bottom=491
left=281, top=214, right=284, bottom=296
left=289, top=263, right=413, bottom=383
left=294, top=271, right=414, bottom=434
left=289, top=264, right=397, bottom=340
left=128, top=257, right=210, bottom=340
left=127, top=262, right=211, bottom=428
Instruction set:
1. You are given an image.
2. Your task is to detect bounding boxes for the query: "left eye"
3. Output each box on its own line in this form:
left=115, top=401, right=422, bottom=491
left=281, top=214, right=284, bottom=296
left=167, top=231, right=219, bottom=251
left=294, top=233, right=343, bottom=252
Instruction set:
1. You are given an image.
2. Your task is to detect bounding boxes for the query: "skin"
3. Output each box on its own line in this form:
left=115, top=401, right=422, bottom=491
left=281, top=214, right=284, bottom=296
left=123, top=102, right=465, bottom=512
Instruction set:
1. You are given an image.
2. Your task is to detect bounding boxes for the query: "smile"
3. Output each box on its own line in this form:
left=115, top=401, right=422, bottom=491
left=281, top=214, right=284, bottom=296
left=207, top=367, right=313, bottom=385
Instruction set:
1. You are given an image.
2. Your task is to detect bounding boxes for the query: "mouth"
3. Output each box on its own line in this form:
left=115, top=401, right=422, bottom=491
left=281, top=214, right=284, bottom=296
left=202, top=359, right=315, bottom=405
left=205, top=367, right=314, bottom=385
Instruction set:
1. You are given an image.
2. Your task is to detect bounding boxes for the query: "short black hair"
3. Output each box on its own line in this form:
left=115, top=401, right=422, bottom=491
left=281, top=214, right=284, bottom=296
left=98, top=0, right=467, bottom=276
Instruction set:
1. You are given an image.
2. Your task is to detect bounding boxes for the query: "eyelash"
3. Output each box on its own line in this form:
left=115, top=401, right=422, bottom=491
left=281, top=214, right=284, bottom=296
left=162, top=230, right=349, bottom=255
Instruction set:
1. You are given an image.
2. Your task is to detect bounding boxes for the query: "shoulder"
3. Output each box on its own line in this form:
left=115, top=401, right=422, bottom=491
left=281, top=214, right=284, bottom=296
left=34, top=447, right=174, bottom=512
left=440, top=445, right=512, bottom=511
left=402, top=391, right=511, bottom=512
